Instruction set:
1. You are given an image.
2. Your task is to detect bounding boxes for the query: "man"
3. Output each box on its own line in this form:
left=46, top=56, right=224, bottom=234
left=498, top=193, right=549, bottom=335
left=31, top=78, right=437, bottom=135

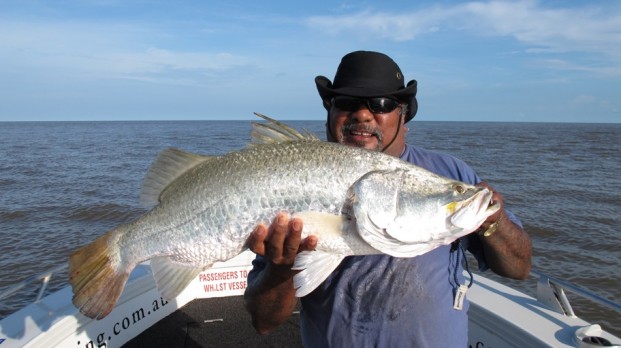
left=244, top=51, right=532, bottom=347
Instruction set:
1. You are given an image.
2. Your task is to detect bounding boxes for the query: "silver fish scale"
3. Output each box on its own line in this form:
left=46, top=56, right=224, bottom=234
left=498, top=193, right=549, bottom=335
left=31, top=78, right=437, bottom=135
left=116, top=140, right=411, bottom=268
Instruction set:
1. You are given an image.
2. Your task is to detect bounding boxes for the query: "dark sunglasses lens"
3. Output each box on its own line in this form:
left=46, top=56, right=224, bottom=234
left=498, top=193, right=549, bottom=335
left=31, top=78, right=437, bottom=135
left=333, top=96, right=399, bottom=113
left=333, top=97, right=361, bottom=111
left=367, top=97, right=399, bottom=113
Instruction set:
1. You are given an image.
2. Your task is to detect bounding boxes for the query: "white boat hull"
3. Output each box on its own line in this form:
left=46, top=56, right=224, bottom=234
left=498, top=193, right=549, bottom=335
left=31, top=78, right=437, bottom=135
left=0, top=252, right=255, bottom=348
left=1, top=251, right=619, bottom=347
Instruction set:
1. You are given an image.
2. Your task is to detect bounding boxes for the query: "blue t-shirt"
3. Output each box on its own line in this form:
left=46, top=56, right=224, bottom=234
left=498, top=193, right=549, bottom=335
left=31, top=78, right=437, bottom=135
left=249, top=144, right=521, bottom=347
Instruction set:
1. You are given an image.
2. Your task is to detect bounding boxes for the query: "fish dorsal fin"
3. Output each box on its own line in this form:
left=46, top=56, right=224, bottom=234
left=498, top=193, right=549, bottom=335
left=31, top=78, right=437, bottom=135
left=140, top=148, right=214, bottom=206
left=251, top=112, right=319, bottom=145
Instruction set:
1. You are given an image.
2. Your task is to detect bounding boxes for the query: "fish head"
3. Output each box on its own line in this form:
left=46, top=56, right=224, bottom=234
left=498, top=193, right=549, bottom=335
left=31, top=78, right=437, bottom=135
left=349, top=169, right=498, bottom=250
left=444, top=185, right=499, bottom=231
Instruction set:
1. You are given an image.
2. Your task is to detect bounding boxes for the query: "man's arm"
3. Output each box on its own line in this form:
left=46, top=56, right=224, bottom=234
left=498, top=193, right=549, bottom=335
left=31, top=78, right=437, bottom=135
left=477, top=182, right=532, bottom=279
left=244, top=213, right=317, bottom=334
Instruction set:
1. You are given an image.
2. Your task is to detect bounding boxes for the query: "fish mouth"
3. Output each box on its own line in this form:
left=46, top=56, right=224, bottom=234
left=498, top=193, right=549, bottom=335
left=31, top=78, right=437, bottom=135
left=447, top=188, right=499, bottom=229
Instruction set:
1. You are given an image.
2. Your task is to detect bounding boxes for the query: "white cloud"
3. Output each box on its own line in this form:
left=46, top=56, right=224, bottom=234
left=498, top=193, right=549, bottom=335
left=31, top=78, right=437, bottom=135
left=306, top=7, right=455, bottom=41
left=461, top=1, right=621, bottom=56
left=0, top=20, right=252, bottom=85
left=0, top=0, right=618, bottom=122
left=305, top=1, right=621, bottom=72
left=532, top=58, right=621, bottom=76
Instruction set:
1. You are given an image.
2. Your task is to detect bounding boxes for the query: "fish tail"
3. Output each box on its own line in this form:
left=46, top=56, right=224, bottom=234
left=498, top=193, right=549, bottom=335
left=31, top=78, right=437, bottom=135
left=69, top=231, right=130, bottom=319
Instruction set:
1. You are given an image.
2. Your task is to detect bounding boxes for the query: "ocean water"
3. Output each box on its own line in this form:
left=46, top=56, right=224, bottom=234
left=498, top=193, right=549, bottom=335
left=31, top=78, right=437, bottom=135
left=0, top=120, right=619, bottom=335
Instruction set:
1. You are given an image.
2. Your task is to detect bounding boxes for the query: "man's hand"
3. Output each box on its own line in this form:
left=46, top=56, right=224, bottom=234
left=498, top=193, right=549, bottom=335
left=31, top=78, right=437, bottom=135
left=476, top=181, right=508, bottom=230
left=474, top=182, right=532, bottom=280
left=246, top=212, right=317, bottom=268
left=244, top=212, right=318, bottom=335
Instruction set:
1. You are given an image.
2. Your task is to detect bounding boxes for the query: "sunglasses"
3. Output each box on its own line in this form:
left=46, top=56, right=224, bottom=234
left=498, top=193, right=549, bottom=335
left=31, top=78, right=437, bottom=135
left=332, top=96, right=401, bottom=114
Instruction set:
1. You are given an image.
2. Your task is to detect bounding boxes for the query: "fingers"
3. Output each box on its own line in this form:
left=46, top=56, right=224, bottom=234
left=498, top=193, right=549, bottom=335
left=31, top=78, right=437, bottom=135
left=299, top=235, right=318, bottom=252
left=247, top=212, right=310, bottom=267
left=246, top=223, right=268, bottom=256
left=477, top=181, right=503, bottom=205
left=266, top=213, right=295, bottom=263
left=283, top=218, right=303, bottom=258
left=477, top=181, right=505, bottom=224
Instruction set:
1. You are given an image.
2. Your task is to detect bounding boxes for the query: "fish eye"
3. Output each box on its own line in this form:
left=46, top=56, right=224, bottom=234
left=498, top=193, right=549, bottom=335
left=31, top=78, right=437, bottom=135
left=453, top=184, right=466, bottom=194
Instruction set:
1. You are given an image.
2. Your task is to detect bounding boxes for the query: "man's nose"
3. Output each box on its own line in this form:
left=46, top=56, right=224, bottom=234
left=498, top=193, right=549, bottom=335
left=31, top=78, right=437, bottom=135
left=348, top=106, right=374, bottom=122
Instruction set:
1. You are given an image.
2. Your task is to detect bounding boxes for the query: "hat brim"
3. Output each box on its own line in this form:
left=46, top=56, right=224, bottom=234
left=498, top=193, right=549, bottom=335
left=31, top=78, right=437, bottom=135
left=315, top=76, right=418, bottom=122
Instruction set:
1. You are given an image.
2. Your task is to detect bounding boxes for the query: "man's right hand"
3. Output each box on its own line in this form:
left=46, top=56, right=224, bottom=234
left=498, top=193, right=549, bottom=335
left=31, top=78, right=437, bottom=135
left=244, top=212, right=318, bottom=334
left=246, top=212, right=318, bottom=270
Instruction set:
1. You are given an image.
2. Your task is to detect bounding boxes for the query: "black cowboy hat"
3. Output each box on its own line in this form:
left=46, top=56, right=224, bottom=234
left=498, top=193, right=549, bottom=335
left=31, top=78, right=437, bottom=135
left=315, top=51, right=418, bottom=122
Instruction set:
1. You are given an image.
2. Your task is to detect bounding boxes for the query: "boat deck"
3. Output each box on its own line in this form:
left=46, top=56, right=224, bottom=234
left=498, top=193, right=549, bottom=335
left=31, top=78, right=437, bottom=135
left=124, top=296, right=302, bottom=348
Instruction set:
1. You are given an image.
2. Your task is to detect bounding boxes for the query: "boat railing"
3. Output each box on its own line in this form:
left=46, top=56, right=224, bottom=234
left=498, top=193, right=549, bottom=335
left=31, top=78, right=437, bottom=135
left=531, top=268, right=621, bottom=317
left=0, top=264, right=68, bottom=304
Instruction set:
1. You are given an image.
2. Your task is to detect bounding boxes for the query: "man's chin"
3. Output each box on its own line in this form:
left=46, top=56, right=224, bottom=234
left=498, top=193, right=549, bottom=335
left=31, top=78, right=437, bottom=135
left=342, top=138, right=381, bottom=152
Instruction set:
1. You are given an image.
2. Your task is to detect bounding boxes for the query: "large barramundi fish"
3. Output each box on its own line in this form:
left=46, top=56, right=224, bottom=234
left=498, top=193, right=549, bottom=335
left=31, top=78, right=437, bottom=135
left=69, top=114, right=498, bottom=319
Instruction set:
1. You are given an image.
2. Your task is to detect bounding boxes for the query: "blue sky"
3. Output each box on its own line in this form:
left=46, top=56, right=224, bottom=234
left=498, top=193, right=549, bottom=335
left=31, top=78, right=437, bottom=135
left=1, top=1, right=619, bottom=123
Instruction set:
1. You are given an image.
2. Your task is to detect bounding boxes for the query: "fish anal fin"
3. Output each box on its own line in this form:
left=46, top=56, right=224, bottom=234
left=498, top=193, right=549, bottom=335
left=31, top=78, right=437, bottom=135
left=140, top=148, right=214, bottom=206
left=292, top=251, right=345, bottom=297
left=150, top=257, right=204, bottom=299
left=69, top=231, right=130, bottom=320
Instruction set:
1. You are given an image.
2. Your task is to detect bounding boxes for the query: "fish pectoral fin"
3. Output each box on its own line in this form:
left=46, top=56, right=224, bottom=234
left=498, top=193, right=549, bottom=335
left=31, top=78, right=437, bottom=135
left=292, top=251, right=345, bottom=297
left=150, top=257, right=204, bottom=299
left=139, top=148, right=215, bottom=206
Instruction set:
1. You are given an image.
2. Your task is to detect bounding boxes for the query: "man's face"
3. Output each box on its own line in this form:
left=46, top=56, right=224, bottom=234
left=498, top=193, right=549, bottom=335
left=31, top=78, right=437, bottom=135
left=326, top=96, right=406, bottom=157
